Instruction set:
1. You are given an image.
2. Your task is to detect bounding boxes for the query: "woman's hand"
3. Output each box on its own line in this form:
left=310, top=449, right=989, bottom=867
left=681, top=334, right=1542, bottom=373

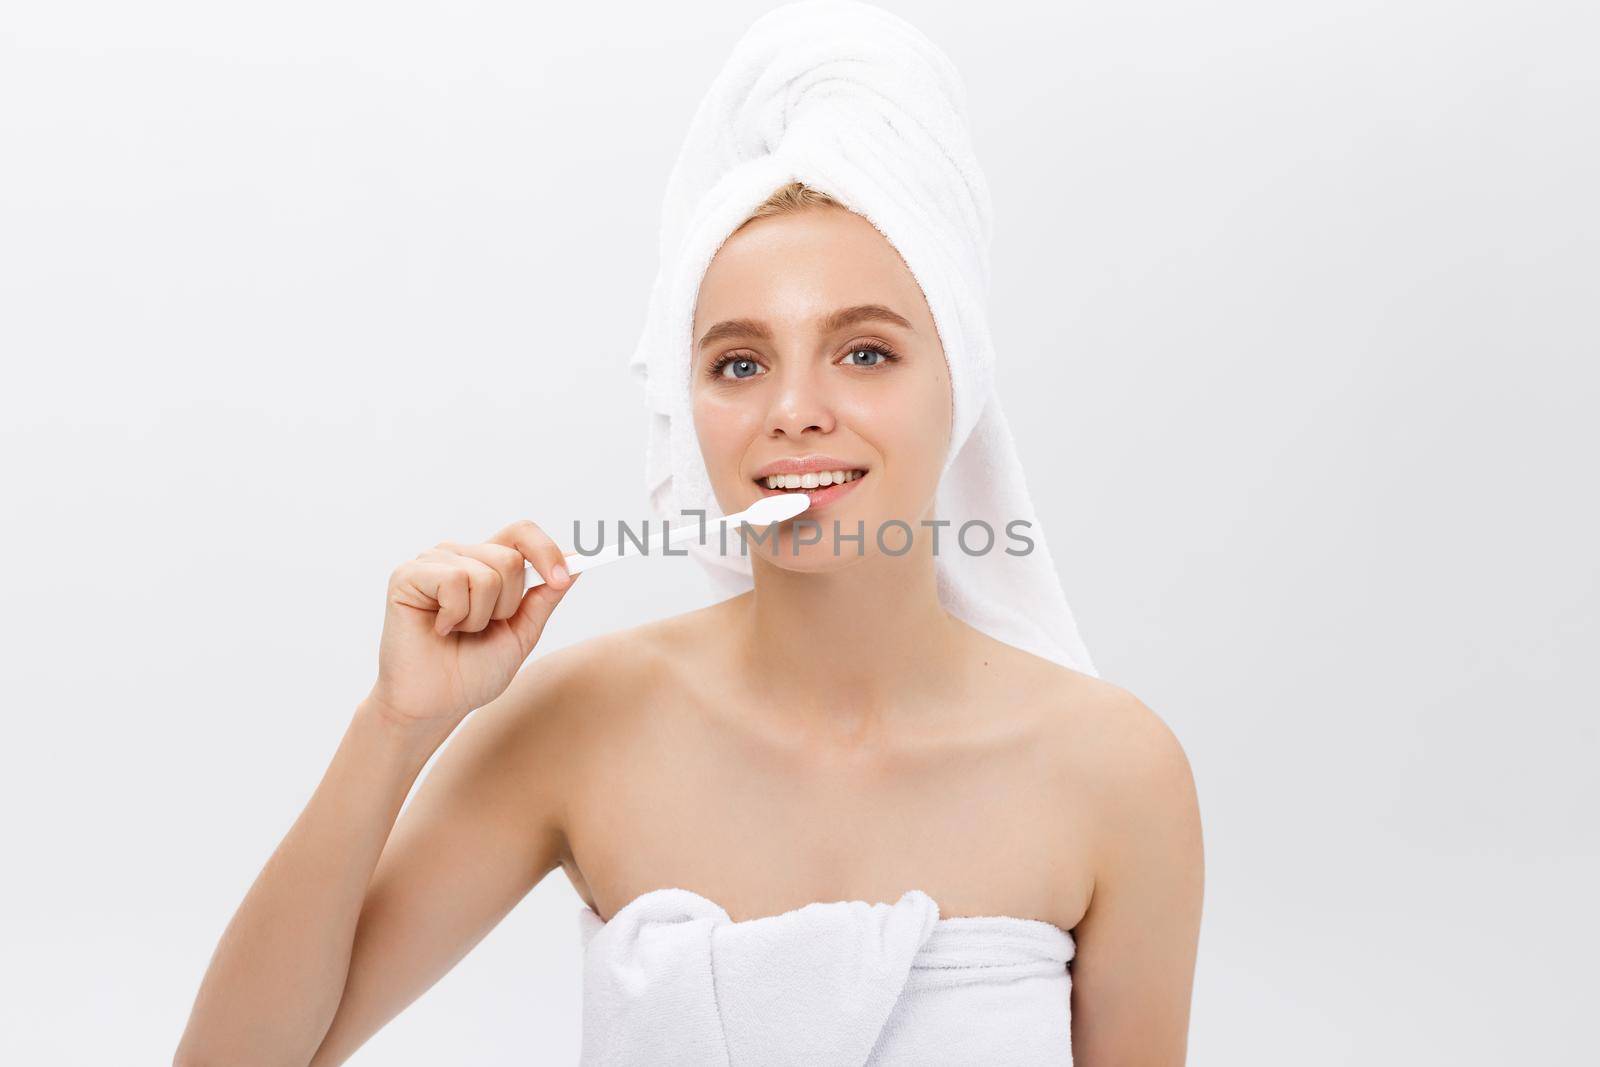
left=365, top=519, right=580, bottom=736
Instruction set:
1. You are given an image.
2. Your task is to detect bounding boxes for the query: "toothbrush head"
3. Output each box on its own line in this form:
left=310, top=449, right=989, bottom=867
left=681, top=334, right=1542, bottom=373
left=739, top=492, right=810, bottom=526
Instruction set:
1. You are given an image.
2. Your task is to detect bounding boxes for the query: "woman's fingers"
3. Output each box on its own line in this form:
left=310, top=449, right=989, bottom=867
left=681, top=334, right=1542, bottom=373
left=417, top=562, right=470, bottom=636
left=485, top=519, right=579, bottom=654
left=456, top=555, right=502, bottom=633
left=505, top=566, right=577, bottom=655
left=404, top=552, right=499, bottom=635
left=398, top=521, right=578, bottom=642
left=436, top=540, right=526, bottom=621
left=488, top=519, right=571, bottom=591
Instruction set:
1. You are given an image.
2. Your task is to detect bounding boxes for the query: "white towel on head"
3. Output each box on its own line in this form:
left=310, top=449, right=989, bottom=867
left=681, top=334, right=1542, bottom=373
left=628, top=0, right=1097, bottom=677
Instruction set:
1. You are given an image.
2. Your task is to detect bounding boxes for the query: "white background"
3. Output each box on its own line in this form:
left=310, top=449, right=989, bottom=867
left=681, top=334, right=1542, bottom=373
left=3, top=1, right=1595, bottom=1063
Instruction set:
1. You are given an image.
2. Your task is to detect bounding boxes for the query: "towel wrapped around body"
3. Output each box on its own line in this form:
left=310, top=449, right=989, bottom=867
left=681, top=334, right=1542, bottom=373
left=578, top=887, right=1076, bottom=1066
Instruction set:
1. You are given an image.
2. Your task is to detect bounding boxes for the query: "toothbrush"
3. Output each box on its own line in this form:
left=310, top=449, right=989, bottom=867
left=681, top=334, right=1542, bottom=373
left=522, top=492, right=811, bottom=587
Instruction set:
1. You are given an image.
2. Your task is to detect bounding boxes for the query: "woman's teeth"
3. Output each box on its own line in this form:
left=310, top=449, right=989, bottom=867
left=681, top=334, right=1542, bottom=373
left=762, top=469, right=865, bottom=490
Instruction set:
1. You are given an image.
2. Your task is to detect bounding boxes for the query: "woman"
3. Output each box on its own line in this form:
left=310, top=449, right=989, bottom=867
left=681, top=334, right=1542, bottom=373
left=176, top=5, right=1202, bottom=1066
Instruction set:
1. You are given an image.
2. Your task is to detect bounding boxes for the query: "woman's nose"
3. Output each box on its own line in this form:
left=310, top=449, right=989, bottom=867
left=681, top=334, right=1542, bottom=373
left=762, top=365, right=837, bottom=438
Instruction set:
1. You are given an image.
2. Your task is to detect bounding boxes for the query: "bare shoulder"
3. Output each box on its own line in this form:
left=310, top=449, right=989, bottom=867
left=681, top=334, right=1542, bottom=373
left=489, top=598, right=735, bottom=779
left=1056, top=673, right=1191, bottom=783
left=963, top=633, right=1200, bottom=850
left=952, top=627, right=1196, bottom=825
left=495, top=608, right=698, bottom=742
left=1026, top=667, right=1203, bottom=907
left=959, top=628, right=1190, bottom=782
left=1035, top=668, right=1197, bottom=815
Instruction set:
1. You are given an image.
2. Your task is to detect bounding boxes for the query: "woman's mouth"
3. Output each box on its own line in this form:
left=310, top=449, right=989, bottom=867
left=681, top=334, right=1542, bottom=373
left=753, top=468, right=868, bottom=511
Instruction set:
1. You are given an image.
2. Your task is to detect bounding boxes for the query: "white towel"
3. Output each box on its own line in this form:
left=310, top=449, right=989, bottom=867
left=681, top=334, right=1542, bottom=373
left=628, top=0, right=1097, bottom=676
left=578, top=887, right=1076, bottom=1065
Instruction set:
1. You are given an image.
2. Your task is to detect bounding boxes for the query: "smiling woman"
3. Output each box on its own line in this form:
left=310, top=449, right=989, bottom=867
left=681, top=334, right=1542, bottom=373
left=689, top=196, right=954, bottom=561
left=173, top=3, right=1201, bottom=1066
left=564, top=174, right=1202, bottom=1065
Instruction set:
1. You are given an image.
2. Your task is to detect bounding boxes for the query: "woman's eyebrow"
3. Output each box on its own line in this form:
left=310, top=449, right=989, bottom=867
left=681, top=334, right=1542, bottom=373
left=696, top=304, right=914, bottom=351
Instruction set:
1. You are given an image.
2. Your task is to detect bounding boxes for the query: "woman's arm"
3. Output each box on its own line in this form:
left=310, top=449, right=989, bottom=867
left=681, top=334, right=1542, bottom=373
left=176, top=518, right=583, bottom=1066
left=175, top=653, right=583, bottom=1067
left=304, top=652, right=582, bottom=1065
left=173, top=698, right=451, bottom=1065
left=1070, top=693, right=1205, bottom=1066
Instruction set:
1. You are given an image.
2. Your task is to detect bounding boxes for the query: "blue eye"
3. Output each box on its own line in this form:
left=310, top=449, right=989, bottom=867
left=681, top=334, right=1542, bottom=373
left=714, top=355, right=764, bottom=380
left=841, top=342, right=901, bottom=368
left=705, top=342, right=901, bottom=382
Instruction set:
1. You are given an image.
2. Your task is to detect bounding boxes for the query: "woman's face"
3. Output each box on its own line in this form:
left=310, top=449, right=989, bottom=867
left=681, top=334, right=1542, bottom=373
left=690, top=204, right=952, bottom=570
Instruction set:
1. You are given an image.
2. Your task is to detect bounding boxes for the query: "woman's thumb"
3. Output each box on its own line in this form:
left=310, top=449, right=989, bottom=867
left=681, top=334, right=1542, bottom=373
left=506, top=571, right=578, bottom=655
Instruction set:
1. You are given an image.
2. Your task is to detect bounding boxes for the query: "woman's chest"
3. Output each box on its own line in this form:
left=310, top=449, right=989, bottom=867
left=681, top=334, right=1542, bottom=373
left=559, top=684, right=1095, bottom=932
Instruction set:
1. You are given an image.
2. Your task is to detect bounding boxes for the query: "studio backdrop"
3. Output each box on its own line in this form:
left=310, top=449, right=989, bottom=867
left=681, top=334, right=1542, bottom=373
left=1, top=1, right=1594, bottom=1064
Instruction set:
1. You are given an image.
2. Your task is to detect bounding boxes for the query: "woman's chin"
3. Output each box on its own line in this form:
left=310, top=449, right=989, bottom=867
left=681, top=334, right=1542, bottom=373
left=751, top=546, right=868, bottom=575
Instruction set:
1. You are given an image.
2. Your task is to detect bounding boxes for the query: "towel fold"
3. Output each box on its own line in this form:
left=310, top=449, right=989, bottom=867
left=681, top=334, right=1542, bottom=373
left=578, top=887, right=1075, bottom=1066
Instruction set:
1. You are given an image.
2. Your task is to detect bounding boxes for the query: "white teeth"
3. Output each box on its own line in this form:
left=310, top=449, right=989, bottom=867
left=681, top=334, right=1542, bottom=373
left=762, top=469, right=863, bottom=489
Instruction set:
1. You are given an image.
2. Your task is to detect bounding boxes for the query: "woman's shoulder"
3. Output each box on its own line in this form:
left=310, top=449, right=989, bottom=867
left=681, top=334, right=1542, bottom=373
left=503, top=600, right=727, bottom=737
left=1052, top=674, right=1190, bottom=785
left=961, top=629, right=1194, bottom=827
left=537, top=596, right=728, bottom=677
left=962, top=627, right=1180, bottom=771
left=1025, top=663, right=1199, bottom=868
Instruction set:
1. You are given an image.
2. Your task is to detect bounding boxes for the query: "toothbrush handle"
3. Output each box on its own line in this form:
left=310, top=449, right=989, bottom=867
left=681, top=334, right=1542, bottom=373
left=523, top=550, right=622, bottom=587
left=521, top=511, right=752, bottom=588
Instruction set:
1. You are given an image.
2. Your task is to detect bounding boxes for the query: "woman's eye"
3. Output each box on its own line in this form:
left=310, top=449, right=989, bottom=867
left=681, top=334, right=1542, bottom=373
left=843, top=347, right=887, bottom=367
left=719, top=356, right=763, bottom=380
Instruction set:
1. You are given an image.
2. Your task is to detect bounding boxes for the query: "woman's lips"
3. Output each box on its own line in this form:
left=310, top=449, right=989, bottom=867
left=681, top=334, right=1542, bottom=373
left=754, top=471, right=867, bottom=511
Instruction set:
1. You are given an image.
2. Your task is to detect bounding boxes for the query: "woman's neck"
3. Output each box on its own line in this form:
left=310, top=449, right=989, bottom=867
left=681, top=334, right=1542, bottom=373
left=726, top=536, right=970, bottom=735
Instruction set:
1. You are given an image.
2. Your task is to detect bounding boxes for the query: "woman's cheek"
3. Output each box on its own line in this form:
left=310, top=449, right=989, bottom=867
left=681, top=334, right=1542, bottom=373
left=693, top=394, right=756, bottom=490
left=884, top=395, right=949, bottom=509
